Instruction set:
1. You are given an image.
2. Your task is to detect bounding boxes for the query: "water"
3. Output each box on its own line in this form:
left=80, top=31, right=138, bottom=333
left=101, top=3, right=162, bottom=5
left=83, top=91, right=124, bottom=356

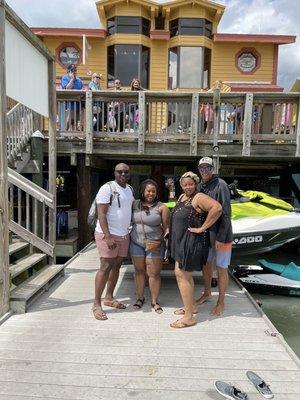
left=232, top=246, right=300, bottom=358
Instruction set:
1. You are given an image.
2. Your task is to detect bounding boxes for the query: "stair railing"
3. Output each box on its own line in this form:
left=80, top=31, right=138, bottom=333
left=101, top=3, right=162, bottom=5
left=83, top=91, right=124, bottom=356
left=7, top=103, right=34, bottom=164
left=8, top=167, right=54, bottom=257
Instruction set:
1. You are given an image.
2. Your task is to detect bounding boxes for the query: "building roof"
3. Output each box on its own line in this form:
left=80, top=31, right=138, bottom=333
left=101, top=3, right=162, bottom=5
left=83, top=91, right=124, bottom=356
left=214, top=34, right=296, bottom=45
left=290, top=78, right=300, bottom=92
left=31, top=27, right=106, bottom=38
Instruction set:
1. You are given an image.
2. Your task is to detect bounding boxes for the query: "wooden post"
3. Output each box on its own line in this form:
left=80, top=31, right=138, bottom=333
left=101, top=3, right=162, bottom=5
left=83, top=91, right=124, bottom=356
left=190, top=93, right=199, bottom=156
left=31, top=131, right=44, bottom=238
left=213, top=88, right=220, bottom=148
left=77, top=154, right=92, bottom=249
left=48, top=60, right=57, bottom=265
left=242, top=93, right=253, bottom=157
left=138, top=91, right=145, bottom=154
left=295, top=97, right=300, bottom=157
left=85, top=90, right=93, bottom=154
left=0, top=0, right=10, bottom=316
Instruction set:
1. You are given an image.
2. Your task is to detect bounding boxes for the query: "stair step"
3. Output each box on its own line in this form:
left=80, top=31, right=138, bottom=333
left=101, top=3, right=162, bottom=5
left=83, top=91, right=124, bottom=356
left=9, top=241, right=29, bottom=256
left=10, top=253, right=47, bottom=279
left=10, top=264, right=65, bottom=313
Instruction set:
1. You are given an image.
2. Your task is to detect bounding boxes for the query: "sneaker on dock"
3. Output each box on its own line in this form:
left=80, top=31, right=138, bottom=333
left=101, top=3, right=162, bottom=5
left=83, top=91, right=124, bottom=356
left=214, top=381, right=248, bottom=400
left=246, top=371, right=274, bottom=399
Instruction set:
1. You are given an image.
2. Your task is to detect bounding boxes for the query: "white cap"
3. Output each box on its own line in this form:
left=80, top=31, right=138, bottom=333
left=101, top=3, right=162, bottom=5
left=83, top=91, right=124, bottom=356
left=198, top=156, right=213, bottom=166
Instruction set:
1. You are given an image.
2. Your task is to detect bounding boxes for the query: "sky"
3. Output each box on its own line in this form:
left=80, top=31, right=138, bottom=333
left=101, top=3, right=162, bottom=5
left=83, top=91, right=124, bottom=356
left=5, top=0, right=300, bottom=90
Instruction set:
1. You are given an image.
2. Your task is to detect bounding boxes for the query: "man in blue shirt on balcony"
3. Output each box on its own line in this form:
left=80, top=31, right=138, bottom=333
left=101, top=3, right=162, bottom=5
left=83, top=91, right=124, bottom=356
left=61, top=64, right=83, bottom=90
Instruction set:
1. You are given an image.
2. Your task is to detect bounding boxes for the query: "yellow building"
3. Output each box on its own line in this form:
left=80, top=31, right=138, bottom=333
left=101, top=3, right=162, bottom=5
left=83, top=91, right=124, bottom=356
left=32, top=0, right=296, bottom=92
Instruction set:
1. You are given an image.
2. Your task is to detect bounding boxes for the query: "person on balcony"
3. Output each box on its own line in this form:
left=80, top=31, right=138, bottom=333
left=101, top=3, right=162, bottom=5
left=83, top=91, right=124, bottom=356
left=169, top=171, right=222, bottom=328
left=88, top=73, right=105, bottom=131
left=129, top=78, right=143, bottom=131
left=61, top=64, right=84, bottom=131
left=130, top=179, right=170, bottom=314
left=93, top=163, right=134, bottom=321
left=108, top=79, right=125, bottom=132
left=195, top=157, right=233, bottom=316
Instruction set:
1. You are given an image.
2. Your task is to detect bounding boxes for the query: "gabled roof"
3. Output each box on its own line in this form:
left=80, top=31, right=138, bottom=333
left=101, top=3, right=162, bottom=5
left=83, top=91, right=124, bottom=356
left=214, top=34, right=296, bottom=45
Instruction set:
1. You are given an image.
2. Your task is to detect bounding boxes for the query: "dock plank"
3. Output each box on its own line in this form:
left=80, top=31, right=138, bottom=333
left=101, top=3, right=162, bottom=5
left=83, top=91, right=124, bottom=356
left=0, top=244, right=299, bottom=399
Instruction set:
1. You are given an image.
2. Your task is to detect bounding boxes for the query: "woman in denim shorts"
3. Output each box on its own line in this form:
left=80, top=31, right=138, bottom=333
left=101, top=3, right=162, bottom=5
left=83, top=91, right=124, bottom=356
left=130, top=179, right=170, bottom=313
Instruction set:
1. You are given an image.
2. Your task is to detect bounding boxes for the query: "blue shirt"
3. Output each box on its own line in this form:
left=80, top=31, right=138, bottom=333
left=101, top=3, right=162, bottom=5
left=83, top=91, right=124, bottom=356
left=61, top=74, right=83, bottom=90
left=89, top=81, right=101, bottom=90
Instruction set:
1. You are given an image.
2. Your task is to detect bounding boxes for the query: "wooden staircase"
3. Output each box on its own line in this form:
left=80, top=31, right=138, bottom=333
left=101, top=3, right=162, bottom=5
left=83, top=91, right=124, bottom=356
left=8, top=238, right=64, bottom=313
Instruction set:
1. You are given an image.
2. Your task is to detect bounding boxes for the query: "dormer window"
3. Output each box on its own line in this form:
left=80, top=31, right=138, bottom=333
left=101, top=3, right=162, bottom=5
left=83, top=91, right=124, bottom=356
left=169, top=18, right=212, bottom=39
left=155, top=13, right=165, bottom=30
left=107, top=16, right=150, bottom=37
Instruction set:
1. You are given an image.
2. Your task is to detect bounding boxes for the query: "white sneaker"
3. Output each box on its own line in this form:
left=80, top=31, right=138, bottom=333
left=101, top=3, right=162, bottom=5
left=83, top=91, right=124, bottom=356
left=214, top=381, right=248, bottom=400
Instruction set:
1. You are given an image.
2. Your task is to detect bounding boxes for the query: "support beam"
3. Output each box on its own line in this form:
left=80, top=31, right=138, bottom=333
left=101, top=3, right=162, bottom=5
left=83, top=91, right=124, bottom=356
left=0, top=0, right=10, bottom=316
left=77, top=154, right=92, bottom=249
left=213, top=89, right=220, bottom=149
left=138, top=91, right=145, bottom=155
left=190, top=93, right=199, bottom=156
left=242, top=93, right=253, bottom=156
left=85, top=90, right=93, bottom=155
left=48, top=60, right=57, bottom=264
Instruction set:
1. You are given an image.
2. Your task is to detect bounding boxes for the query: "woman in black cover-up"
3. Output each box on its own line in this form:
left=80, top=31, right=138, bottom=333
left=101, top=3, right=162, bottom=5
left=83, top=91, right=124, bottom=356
left=169, top=172, right=222, bottom=329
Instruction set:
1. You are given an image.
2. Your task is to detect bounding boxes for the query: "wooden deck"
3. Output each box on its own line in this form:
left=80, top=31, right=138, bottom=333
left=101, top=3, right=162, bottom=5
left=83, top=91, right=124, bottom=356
left=0, top=243, right=299, bottom=400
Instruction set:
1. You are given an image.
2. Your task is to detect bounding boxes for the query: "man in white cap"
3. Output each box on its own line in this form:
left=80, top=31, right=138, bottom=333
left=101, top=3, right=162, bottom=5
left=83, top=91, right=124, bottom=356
left=196, top=156, right=233, bottom=316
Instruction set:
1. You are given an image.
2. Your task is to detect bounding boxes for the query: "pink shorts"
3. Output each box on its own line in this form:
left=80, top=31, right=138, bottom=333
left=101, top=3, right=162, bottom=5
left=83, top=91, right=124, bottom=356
left=95, top=231, right=130, bottom=259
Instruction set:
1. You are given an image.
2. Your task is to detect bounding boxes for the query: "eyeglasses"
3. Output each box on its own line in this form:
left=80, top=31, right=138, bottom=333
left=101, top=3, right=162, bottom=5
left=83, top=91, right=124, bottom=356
left=198, top=165, right=213, bottom=173
left=115, top=170, right=129, bottom=175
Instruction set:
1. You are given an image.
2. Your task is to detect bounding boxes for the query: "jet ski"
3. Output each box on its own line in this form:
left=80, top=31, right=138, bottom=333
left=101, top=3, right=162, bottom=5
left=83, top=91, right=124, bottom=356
left=232, top=260, right=300, bottom=296
left=165, top=187, right=300, bottom=256
left=231, top=190, right=300, bottom=255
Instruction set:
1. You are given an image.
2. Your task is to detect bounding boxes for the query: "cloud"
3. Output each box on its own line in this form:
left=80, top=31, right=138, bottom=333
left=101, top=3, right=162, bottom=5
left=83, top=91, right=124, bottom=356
left=6, top=0, right=299, bottom=89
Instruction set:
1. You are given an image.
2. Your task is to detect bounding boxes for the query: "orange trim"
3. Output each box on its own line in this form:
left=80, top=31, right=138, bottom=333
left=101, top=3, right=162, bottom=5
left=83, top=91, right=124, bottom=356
left=235, top=47, right=261, bottom=75
left=213, top=33, right=296, bottom=45
left=150, top=30, right=170, bottom=40
left=272, top=44, right=278, bottom=85
left=55, top=42, right=82, bottom=70
left=31, top=27, right=106, bottom=38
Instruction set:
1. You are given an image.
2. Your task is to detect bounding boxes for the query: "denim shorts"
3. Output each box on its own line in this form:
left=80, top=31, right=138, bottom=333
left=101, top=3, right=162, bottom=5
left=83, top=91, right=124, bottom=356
left=130, top=240, right=165, bottom=259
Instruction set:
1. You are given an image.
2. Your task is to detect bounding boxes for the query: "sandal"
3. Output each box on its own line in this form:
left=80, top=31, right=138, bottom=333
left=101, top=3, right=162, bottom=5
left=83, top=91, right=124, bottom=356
left=103, top=299, right=126, bottom=309
left=170, top=319, right=196, bottom=329
left=133, top=297, right=145, bottom=309
left=92, top=305, right=108, bottom=320
left=151, top=302, right=163, bottom=314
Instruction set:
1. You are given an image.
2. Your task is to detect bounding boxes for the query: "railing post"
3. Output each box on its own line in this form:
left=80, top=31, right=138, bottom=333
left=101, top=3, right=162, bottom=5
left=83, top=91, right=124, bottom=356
left=85, top=90, right=93, bottom=154
left=213, top=89, right=220, bottom=149
left=138, top=91, right=145, bottom=154
left=48, top=59, right=57, bottom=265
left=242, top=93, right=254, bottom=156
left=296, top=97, right=300, bottom=157
left=0, top=0, right=10, bottom=316
left=190, top=93, right=199, bottom=156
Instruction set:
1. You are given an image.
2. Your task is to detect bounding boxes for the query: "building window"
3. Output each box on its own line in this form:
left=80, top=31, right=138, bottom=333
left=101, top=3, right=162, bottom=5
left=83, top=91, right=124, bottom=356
left=168, top=47, right=211, bottom=89
left=107, top=45, right=150, bottom=88
left=236, top=48, right=261, bottom=74
left=169, top=18, right=212, bottom=38
left=155, top=14, right=165, bottom=30
left=107, top=16, right=150, bottom=37
left=56, top=42, right=81, bottom=69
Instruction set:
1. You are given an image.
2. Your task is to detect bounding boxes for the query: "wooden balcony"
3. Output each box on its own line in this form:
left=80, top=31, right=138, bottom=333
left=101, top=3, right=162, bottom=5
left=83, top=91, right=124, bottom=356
left=48, top=90, right=300, bottom=161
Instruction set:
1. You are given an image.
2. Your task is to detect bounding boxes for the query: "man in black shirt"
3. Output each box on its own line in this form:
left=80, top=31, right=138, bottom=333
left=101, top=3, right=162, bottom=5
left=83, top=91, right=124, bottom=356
left=196, top=157, right=233, bottom=316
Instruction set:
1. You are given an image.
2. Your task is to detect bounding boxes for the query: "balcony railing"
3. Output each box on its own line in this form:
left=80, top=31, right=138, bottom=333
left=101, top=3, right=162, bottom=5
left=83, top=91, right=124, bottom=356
left=54, top=90, right=300, bottom=157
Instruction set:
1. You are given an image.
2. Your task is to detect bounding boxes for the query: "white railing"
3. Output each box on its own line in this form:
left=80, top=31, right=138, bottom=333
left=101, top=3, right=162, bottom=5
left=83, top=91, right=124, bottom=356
left=8, top=167, right=55, bottom=257
left=7, top=103, right=34, bottom=163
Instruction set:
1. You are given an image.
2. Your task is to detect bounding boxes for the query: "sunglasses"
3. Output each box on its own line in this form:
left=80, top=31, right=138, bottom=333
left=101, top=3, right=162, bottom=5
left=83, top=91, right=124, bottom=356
left=95, top=76, right=101, bottom=79
left=198, top=165, right=213, bottom=173
left=115, top=170, right=129, bottom=174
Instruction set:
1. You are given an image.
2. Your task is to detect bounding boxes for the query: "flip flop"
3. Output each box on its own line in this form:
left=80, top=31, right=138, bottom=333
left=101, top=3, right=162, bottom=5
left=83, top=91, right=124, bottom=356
left=170, top=319, right=197, bottom=329
left=103, top=299, right=126, bottom=309
left=174, top=308, right=198, bottom=315
left=151, top=302, right=163, bottom=314
left=133, top=297, right=145, bottom=309
left=92, top=305, right=108, bottom=320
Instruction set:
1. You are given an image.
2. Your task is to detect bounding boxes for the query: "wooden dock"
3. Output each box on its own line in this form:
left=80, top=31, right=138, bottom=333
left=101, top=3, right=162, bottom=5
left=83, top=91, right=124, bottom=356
left=0, top=243, right=299, bottom=400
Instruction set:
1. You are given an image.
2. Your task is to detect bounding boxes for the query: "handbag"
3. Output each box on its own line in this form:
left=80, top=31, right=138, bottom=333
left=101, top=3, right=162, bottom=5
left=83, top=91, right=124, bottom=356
left=139, top=201, right=162, bottom=252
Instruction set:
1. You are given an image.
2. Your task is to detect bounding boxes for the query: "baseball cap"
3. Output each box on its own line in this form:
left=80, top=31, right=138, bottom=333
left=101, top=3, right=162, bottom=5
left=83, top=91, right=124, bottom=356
left=198, top=157, right=213, bottom=166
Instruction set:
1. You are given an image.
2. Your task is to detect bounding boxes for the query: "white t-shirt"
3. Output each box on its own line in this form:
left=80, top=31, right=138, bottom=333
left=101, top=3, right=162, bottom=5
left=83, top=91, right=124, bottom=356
left=95, top=181, right=134, bottom=236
